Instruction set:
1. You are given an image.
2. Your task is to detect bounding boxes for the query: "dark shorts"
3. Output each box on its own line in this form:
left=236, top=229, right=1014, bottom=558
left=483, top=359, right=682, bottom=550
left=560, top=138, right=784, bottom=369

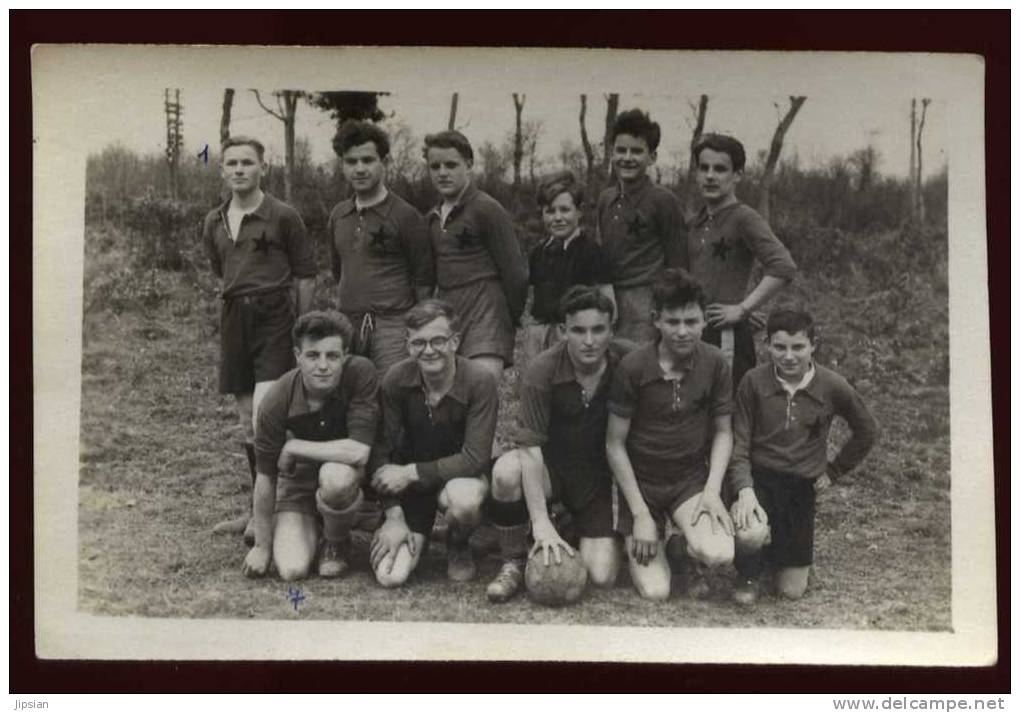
left=344, top=310, right=409, bottom=376
left=275, top=467, right=319, bottom=515
left=546, top=462, right=616, bottom=539
left=438, top=279, right=514, bottom=365
left=614, top=284, right=658, bottom=344
left=701, top=321, right=756, bottom=393
left=750, top=468, right=816, bottom=568
left=399, top=474, right=489, bottom=536
left=219, top=289, right=295, bottom=394
left=615, top=472, right=706, bottom=538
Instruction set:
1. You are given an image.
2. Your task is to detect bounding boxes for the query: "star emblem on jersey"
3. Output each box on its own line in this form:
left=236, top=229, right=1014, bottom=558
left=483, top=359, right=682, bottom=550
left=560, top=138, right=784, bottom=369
left=806, top=416, right=825, bottom=440
left=252, top=231, right=272, bottom=256
left=711, top=238, right=731, bottom=261
left=693, top=391, right=712, bottom=412
left=622, top=208, right=644, bottom=236
left=455, top=226, right=475, bottom=249
left=368, top=225, right=389, bottom=252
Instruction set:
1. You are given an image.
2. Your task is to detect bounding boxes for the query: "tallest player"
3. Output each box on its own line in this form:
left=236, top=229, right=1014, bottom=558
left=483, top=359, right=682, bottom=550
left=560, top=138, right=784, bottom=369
left=204, top=135, right=318, bottom=541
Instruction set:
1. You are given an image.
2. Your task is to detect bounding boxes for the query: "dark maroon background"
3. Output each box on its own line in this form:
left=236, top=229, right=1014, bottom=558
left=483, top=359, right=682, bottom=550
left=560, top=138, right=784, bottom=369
left=10, top=10, right=1008, bottom=693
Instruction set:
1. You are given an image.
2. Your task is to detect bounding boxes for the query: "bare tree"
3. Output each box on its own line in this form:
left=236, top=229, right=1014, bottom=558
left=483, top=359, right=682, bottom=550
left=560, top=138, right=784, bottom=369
left=220, top=89, right=235, bottom=146
left=759, top=96, right=807, bottom=222
left=684, top=94, right=709, bottom=217
left=511, top=93, right=526, bottom=195
left=579, top=94, right=598, bottom=190
left=448, top=93, right=459, bottom=131
left=251, top=89, right=303, bottom=202
left=523, top=119, right=543, bottom=187
left=909, top=99, right=917, bottom=188
left=601, top=93, right=620, bottom=179
left=915, top=98, right=931, bottom=223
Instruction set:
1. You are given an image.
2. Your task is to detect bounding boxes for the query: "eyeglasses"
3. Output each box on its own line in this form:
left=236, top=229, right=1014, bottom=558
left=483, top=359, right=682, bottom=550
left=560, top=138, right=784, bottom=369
left=408, top=335, right=454, bottom=353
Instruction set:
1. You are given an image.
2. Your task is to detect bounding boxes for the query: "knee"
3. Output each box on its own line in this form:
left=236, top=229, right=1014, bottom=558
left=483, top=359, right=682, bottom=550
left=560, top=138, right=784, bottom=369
left=588, top=560, right=619, bottom=589
left=735, top=523, right=770, bottom=555
left=687, top=536, right=735, bottom=569
left=776, top=570, right=809, bottom=600
left=319, top=463, right=361, bottom=502
left=778, top=582, right=807, bottom=600
left=490, top=452, right=523, bottom=501
left=443, top=480, right=487, bottom=523
left=634, top=576, right=670, bottom=601
left=276, top=562, right=310, bottom=582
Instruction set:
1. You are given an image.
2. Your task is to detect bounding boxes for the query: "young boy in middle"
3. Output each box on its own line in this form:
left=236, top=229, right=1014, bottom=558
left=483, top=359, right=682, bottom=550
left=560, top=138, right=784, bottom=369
left=596, top=109, right=686, bottom=344
left=522, top=170, right=614, bottom=371
left=606, top=268, right=735, bottom=600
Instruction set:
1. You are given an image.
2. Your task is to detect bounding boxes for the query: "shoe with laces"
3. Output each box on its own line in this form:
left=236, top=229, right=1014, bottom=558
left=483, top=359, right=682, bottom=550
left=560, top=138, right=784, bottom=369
left=732, top=577, right=760, bottom=606
left=486, top=559, right=525, bottom=602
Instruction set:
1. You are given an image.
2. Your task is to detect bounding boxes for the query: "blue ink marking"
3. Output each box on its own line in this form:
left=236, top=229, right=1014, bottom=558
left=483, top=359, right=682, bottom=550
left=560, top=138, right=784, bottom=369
left=198, top=144, right=209, bottom=164
left=285, top=586, right=306, bottom=612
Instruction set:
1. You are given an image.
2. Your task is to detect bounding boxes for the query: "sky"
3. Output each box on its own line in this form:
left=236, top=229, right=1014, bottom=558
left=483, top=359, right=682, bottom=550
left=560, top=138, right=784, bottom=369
left=84, top=84, right=947, bottom=182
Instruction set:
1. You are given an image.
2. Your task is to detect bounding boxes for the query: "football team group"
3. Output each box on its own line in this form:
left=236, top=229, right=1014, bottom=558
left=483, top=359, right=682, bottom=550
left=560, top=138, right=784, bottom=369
left=203, top=107, right=878, bottom=608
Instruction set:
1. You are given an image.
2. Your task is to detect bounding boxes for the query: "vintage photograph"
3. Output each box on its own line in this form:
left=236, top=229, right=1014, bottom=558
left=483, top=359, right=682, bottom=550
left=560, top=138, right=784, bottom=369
left=32, top=45, right=993, bottom=664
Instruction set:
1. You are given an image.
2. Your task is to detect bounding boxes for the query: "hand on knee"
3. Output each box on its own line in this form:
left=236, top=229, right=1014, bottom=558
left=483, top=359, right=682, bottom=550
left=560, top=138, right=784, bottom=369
left=734, top=525, right=769, bottom=555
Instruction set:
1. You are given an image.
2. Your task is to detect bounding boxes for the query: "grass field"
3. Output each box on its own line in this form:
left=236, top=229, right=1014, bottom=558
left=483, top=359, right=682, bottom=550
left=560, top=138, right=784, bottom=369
left=78, top=223, right=951, bottom=631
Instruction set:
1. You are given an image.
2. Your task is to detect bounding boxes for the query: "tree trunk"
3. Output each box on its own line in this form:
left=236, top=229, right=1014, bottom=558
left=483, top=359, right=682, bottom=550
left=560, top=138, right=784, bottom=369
left=915, top=98, right=930, bottom=224
left=512, top=93, right=525, bottom=195
left=601, top=93, right=620, bottom=179
left=579, top=94, right=597, bottom=189
left=220, top=88, right=235, bottom=145
left=759, top=96, right=806, bottom=223
left=908, top=99, right=917, bottom=221
left=448, top=93, right=459, bottom=131
left=283, top=92, right=298, bottom=203
left=684, top=94, right=708, bottom=218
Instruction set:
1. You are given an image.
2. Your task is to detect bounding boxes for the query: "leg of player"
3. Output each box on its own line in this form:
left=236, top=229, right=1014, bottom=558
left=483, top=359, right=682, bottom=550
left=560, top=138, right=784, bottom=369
left=732, top=508, right=770, bottom=606
left=579, top=537, right=622, bottom=588
left=272, top=511, right=319, bottom=581
left=775, top=565, right=810, bottom=600
left=315, top=463, right=364, bottom=578
left=674, top=494, right=735, bottom=568
left=624, top=536, right=672, bottom=601
left=212, top=391, right=258, bottom=539
left=374, top=530, right=429, bottom=588
left=486, top=452, right=532, bottom=602
left=438, top=477, right=488, bottom=582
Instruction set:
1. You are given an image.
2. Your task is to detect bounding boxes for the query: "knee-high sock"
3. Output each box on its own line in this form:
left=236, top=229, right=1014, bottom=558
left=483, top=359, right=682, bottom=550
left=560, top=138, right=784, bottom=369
left=488, top=499, right=530, bottom=562
left=316, top=488, right=363, bottom=544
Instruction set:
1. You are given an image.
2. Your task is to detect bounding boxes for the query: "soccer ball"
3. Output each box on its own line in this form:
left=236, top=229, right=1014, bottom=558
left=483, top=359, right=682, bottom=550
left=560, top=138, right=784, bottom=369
left=525, top=551, right=588, bottom=607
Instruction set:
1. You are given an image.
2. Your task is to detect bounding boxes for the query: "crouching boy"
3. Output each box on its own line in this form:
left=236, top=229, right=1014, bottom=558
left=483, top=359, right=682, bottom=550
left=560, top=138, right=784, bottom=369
left=369, top=299, right=498, bottom=586
left=728, top=309, right=879, bottom=604
left=606, top=269, right=736, bottom=601
left=244, top=311, right=379, bottom=581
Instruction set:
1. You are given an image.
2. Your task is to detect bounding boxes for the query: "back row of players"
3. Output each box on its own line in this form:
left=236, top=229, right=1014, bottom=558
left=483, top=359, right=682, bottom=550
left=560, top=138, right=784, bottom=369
left=204, top=109, right=878, bottom=605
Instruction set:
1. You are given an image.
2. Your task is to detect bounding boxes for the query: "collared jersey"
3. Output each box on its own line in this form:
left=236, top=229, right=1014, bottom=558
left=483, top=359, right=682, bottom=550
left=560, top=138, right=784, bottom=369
left=376, top=355, right=499, bottom=489
left=202, top=192, right=317, bottom=298
left=327, top=189, right=434, bottom=315
left=254, top=357, right=380, bottom=478
left=595, top=176, right=686, bottom=288
left=517, top=339, right=635, bottom=505
left=727, top=362, right=879, bottom=492
left=687, top=201, right=797, bottom=305
left=528, top=230, right=612, bottom=324
left=608, top=341, right=733, bottom=486
left=426, top=183, right=528, bottom=324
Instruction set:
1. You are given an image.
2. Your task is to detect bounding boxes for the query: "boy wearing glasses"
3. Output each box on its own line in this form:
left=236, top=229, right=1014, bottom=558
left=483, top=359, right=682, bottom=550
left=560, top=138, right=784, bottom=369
left=606, top=269, right=735, bottom=600
left=368, top=299, right=498, bottom=586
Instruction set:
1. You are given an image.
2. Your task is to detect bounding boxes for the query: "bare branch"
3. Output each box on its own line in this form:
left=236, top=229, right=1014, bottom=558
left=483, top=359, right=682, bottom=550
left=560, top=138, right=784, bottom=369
left=250, top=89, right=284, bottom=122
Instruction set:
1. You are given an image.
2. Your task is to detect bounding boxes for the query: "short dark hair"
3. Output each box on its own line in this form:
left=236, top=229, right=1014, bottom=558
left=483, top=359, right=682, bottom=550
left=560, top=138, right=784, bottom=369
left=334, top=120, right=390, bottom=160
left=423, top=130, right=474, bottom=163
left=694, top=133, right=747, bottom=173
left=293, top=310, right=354, bottom=351
left=766, top=309, right=816, bottom=342
left=610, top=109, right=661, bottom=153
left=404, top=298, right=461, bottom=333
left=537, top=170, right=584, bottom=209
left=651, top=268, right=707, bottom=313
left=559, top=284, right=614, bottom=324
left=221, top=135, right=266, bottom=162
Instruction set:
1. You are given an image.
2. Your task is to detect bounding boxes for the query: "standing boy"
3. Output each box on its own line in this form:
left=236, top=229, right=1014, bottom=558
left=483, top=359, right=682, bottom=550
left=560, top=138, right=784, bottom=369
left=424, top=131, right=528, bottom=381
left=328, top=121, right=435, bottom=375
left=596, top=109, right=686, bottom=343
left=243, top=311, right=379, bottom=581
left=688, top=133, right=797, bottom=389
left=204, top=136, right=318, bottom=542
left=369, top=300, right=497, bottom=587
left=523, top=170, right=614, bottom=372
left=606, top=269, right=735, bottom=600
left=728, top=310, right=878, bottom=604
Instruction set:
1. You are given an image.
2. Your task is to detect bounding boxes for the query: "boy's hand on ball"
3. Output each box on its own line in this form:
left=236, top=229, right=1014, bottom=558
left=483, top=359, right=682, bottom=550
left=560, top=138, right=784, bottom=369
left=530, top=519, right=575, bottom=566
left=242, top=545, right=271, bottom=578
